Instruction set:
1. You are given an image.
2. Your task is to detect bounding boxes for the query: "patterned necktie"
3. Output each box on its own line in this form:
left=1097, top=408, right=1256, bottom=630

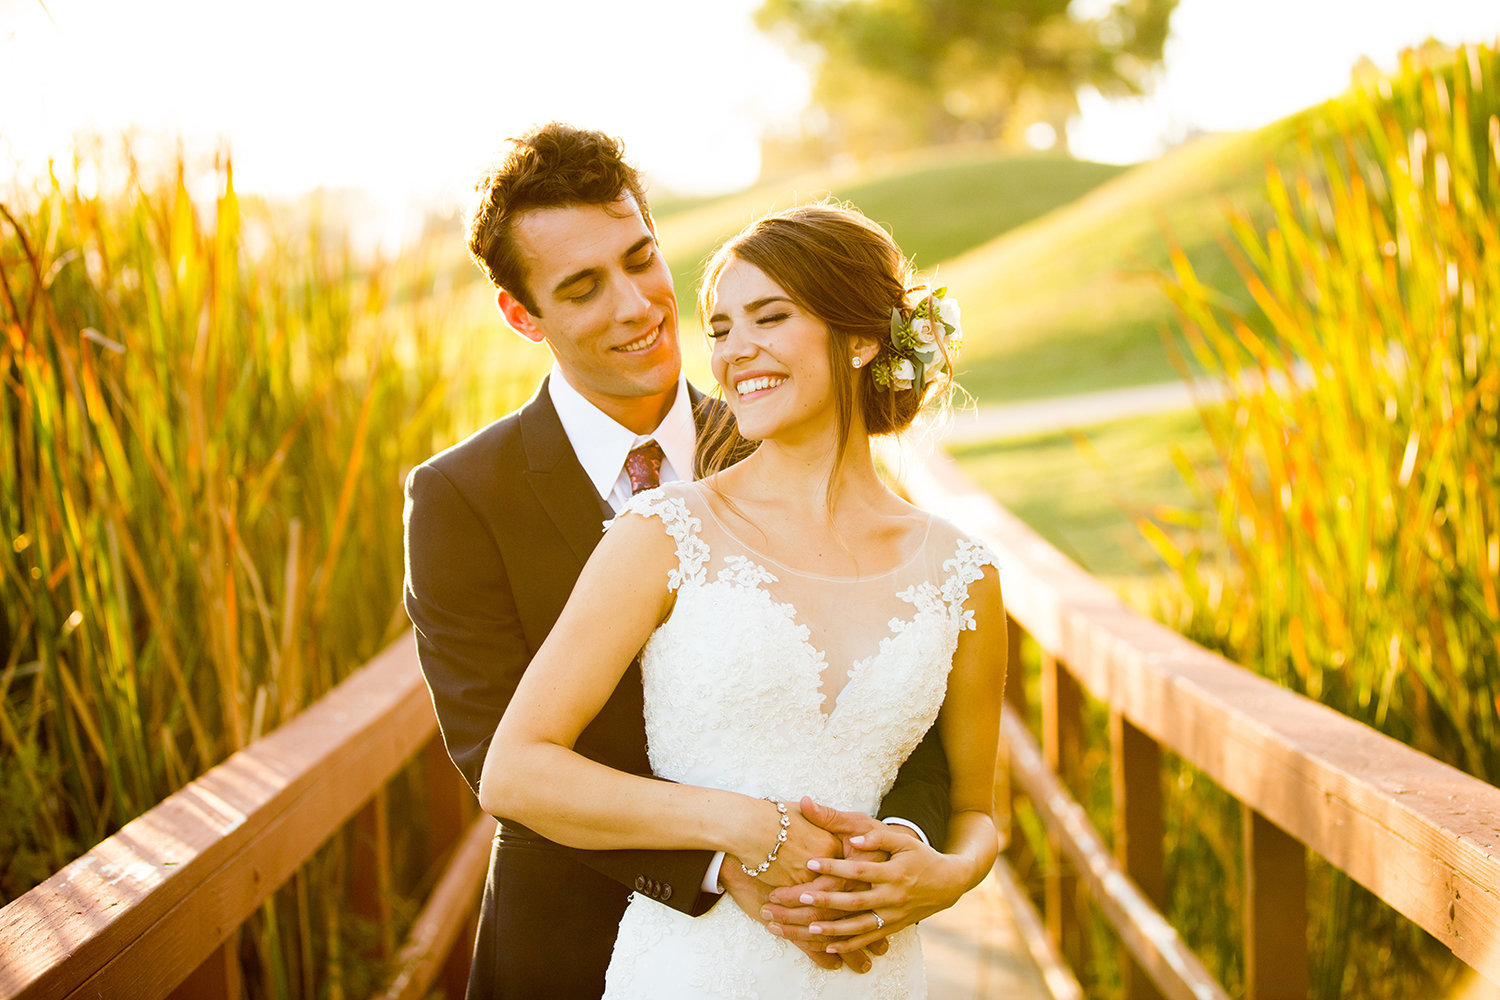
left=625, top=440, right=666, bottom=495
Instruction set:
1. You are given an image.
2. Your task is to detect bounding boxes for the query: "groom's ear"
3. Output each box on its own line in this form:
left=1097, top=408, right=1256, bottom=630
left=497, top=288, right=547, bottom=345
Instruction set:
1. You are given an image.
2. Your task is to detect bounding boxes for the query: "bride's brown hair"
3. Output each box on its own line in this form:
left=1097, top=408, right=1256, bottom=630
left=694, top=202, right=951, bottom=479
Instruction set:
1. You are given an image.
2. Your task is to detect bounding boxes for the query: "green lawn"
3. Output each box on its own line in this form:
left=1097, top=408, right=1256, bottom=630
left=947, top=408, right=1218, bottom=583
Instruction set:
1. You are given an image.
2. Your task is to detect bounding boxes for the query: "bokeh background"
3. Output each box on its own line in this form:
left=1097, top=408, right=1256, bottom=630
left=4, top=1, right=1499, bottom=997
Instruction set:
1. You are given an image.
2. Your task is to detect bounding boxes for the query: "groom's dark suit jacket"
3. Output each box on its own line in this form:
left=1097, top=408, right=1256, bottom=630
left=403, top=377, right=951, bottom=999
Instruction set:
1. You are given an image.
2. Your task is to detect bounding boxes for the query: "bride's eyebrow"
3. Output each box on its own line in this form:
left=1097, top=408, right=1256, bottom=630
left=709, top=296, right=794, bottom=325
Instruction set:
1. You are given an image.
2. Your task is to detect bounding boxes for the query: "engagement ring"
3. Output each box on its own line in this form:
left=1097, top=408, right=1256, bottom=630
left=873, top=912, right=886, bottom=930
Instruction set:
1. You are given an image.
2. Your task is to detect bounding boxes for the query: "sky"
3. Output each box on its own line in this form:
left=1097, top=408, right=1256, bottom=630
left=3, top=0, right=1499, bottom=241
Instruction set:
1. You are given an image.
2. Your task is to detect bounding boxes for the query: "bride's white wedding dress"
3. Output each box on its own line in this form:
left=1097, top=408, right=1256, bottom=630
left=601, top=481, right=998, bottom=999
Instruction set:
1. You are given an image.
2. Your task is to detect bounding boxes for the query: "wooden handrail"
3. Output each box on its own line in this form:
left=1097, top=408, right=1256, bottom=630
left=0, top=635, right=466, bottom=1000
left=896, top=443, right=1500, bottom=990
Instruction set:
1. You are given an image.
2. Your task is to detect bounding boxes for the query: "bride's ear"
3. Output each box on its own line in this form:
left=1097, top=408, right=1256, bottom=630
left=848, top=334, right=881, bottom=369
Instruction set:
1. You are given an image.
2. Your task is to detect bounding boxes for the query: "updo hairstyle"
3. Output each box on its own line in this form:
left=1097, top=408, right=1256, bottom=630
left=695, top=203, right=952, bottom=477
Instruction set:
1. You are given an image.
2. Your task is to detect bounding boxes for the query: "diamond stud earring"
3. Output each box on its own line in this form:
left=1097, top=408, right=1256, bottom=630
left=851, top=356, right=863, bottom=368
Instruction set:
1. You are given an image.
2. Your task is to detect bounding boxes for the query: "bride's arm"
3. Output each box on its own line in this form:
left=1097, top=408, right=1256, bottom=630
left=764, top=565, right=1007, bottom=947
left=478, top=511, right=833, bottom=882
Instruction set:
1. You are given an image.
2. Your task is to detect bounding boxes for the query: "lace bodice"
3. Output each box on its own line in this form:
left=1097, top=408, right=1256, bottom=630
left=602, top=480, right=999, bottom=999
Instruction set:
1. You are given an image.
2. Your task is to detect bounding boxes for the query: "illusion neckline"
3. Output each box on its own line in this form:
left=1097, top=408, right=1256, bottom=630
left=689, top=482, right=935, bottom=583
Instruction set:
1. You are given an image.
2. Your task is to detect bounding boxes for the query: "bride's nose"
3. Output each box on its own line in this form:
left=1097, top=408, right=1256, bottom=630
left=716, top=321, right=759, bottom=364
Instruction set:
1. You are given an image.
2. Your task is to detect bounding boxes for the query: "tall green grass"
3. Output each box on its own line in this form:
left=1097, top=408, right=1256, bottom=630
left=1, top=147, right=522, bottom=991
left=1152, top=43, right=1500, bottom=997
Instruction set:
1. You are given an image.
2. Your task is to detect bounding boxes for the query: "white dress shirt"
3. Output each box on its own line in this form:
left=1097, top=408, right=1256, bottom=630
left=546, top=367, right=928, bottom=894
left=548, top=369, right=696, bottom=514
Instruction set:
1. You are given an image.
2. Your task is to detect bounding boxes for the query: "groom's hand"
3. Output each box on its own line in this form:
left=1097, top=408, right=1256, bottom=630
left=718, top=863, right=877, bottom=973
left=760, top=798, right=897, bottom=957
left=768, top=797, right=973, bottom=953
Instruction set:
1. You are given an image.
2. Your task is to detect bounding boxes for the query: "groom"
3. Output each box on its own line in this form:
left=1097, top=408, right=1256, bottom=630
left=404, top=122, right=953, bottom=999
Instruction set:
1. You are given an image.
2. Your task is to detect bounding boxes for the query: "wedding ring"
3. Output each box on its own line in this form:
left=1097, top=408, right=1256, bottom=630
left=873, top=912, right=886, bottom=930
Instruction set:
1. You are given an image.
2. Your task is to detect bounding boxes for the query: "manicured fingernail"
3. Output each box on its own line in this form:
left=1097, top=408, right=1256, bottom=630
left=810, top=924, right=823, bottom=934
left=850, top=834, right=866, bottom=845
left=800, top=893, right=815, bottom=904
left=769, top=924, right=783, bottom=937
left=807, top=859, right=821, bottom=871
left=761, top=907, right=773, bottom=921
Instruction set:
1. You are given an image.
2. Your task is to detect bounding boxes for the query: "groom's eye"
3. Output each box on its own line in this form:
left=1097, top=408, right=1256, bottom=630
left=564, top=282, right=599, bottom=303
left=626, top=249, right=656, bottom=272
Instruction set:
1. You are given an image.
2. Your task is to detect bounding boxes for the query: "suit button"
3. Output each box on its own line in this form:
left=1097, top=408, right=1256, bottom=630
left=634, top=876, right=645, bottom=891
left=661, top=884, right=673, bottom=901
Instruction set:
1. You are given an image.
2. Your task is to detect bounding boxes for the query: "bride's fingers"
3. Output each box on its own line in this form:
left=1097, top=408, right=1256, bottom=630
left=765, top=873, right=845, bottom=906
left=846, top=824, right=912, bottom=855
left=794, top=884, right=882, bottom=912
left=804, top=856, right=885, bottom=884
left=807, top=910, right=890, bottom=940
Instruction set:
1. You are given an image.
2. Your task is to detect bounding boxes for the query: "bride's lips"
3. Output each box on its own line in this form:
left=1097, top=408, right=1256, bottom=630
left=733, top=372, right=788, bottom=401
left=613, top=321, right=665, bottom=354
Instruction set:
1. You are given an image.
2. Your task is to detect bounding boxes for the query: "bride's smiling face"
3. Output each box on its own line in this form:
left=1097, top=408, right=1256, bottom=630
left=708, top=258, right=837, bottom=444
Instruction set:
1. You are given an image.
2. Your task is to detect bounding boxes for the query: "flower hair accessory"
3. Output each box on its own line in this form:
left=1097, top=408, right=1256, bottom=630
left=869, top=287, right=963, bottom=392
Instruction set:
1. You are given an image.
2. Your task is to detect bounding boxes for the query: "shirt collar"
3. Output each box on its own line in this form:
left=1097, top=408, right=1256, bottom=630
left=547, top=367, right=697, bottom=497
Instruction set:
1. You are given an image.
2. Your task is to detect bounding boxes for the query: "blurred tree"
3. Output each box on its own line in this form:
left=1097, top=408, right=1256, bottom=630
left=757, top=0, right=1177, bottom=157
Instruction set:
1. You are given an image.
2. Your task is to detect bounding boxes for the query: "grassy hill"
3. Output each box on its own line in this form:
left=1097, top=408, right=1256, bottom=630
left=426, top=117, right=1309, bottom=405
left=940, top=120, right=1307, bottom=403
left=654, top=147, right=1128, bottom=383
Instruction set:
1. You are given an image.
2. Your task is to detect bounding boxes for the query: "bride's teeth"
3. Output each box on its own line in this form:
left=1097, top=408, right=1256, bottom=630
left=736, top=376, right=786, bottom=395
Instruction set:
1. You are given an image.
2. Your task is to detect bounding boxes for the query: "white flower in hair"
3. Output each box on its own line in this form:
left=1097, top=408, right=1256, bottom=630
left=890, top=358, right=917, bottom=389
left=911, top=316, right=936, bottom=346
left=938, top=296, right=962, bottom=334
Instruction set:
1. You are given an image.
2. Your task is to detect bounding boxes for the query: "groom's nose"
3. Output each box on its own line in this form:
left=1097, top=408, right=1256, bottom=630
left=612, top=272, right=656, bottom=325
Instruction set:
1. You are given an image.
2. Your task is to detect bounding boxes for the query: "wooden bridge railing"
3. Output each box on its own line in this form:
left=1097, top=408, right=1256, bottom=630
left=6, top=442, right=1500, bottom=999
left=0, top=637, right=489, bottom=1000
left=896, top=444, right=1500, bottom=999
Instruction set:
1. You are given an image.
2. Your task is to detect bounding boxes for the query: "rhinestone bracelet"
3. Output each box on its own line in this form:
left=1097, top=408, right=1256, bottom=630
left=739, top=798, right=790, bottom=877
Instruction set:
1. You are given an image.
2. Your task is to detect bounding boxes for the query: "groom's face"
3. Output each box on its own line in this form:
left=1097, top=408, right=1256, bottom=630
left=502, top=194, right=681, bottom=424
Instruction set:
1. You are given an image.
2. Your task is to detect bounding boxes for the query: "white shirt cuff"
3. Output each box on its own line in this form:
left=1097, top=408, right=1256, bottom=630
left=881, top=816, right=930, bottom=847
left=702, top=852, right=727, bottom=894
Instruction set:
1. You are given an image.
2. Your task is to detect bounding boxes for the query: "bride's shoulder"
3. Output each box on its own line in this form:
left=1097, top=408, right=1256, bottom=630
left=919, top=513, right=1001, bottom=574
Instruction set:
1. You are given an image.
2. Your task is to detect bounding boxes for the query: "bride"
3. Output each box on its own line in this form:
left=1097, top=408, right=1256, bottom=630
left=479, top=203, right=1007, bottom=997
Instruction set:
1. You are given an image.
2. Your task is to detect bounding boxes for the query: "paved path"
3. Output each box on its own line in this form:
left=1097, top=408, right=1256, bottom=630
left=923, top=862, right=1058, bottom=999
left=940, top=378, right=1200, bottom=445
left=940, top=365, right=1311, bottom=446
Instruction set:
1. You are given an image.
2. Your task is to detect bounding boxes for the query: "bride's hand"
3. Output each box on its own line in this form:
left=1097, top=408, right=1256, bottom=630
left=766, top=798, right=974, bottom=952
left=730, top=798, right=840, bottom=890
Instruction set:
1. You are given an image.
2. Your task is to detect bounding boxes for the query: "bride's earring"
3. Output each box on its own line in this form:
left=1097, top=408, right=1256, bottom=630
left=851, top=356, right=864, bottom=369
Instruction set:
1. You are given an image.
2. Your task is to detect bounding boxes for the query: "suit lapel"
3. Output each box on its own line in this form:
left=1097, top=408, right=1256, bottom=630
left=519, top=379, right=614, bottom=567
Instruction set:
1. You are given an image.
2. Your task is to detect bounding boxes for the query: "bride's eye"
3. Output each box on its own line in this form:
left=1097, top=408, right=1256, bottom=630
left=707, top=327, right=730, bottom=341
left=757, top=312, right=789, bottom=325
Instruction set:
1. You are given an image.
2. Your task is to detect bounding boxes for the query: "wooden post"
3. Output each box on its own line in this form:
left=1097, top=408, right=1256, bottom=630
left=426, top=734, right=480, bottom=998
left=351, top=789, right=395, bottom=960
left=1042, top=653, right=1087, bottom=973
left=1244, top=806, right=1308, bottom=1000
left=167, top=930, right=242, bottom=1000
left=996, top=621, right=1027, bottom=850
left=1112, top=711, right=1166, bottom=1000
left=424, top=735, right=472, bottom=850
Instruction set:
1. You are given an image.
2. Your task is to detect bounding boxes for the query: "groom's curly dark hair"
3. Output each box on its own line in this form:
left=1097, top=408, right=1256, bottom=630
left=467, top=122, right=652, bottom=316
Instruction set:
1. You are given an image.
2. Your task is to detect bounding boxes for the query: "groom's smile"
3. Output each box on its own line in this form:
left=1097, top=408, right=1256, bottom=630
left=499, top=193, right=681, bottom=434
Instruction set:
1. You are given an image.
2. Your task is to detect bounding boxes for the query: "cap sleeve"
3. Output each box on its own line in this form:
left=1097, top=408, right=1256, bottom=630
left=604, top=485, right=710, bottom=591
left=939, top=534, right=1001, bottom=632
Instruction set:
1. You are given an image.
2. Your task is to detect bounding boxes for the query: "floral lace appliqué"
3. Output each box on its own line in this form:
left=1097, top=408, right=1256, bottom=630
left=609, top=489, right=710, bottom=590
